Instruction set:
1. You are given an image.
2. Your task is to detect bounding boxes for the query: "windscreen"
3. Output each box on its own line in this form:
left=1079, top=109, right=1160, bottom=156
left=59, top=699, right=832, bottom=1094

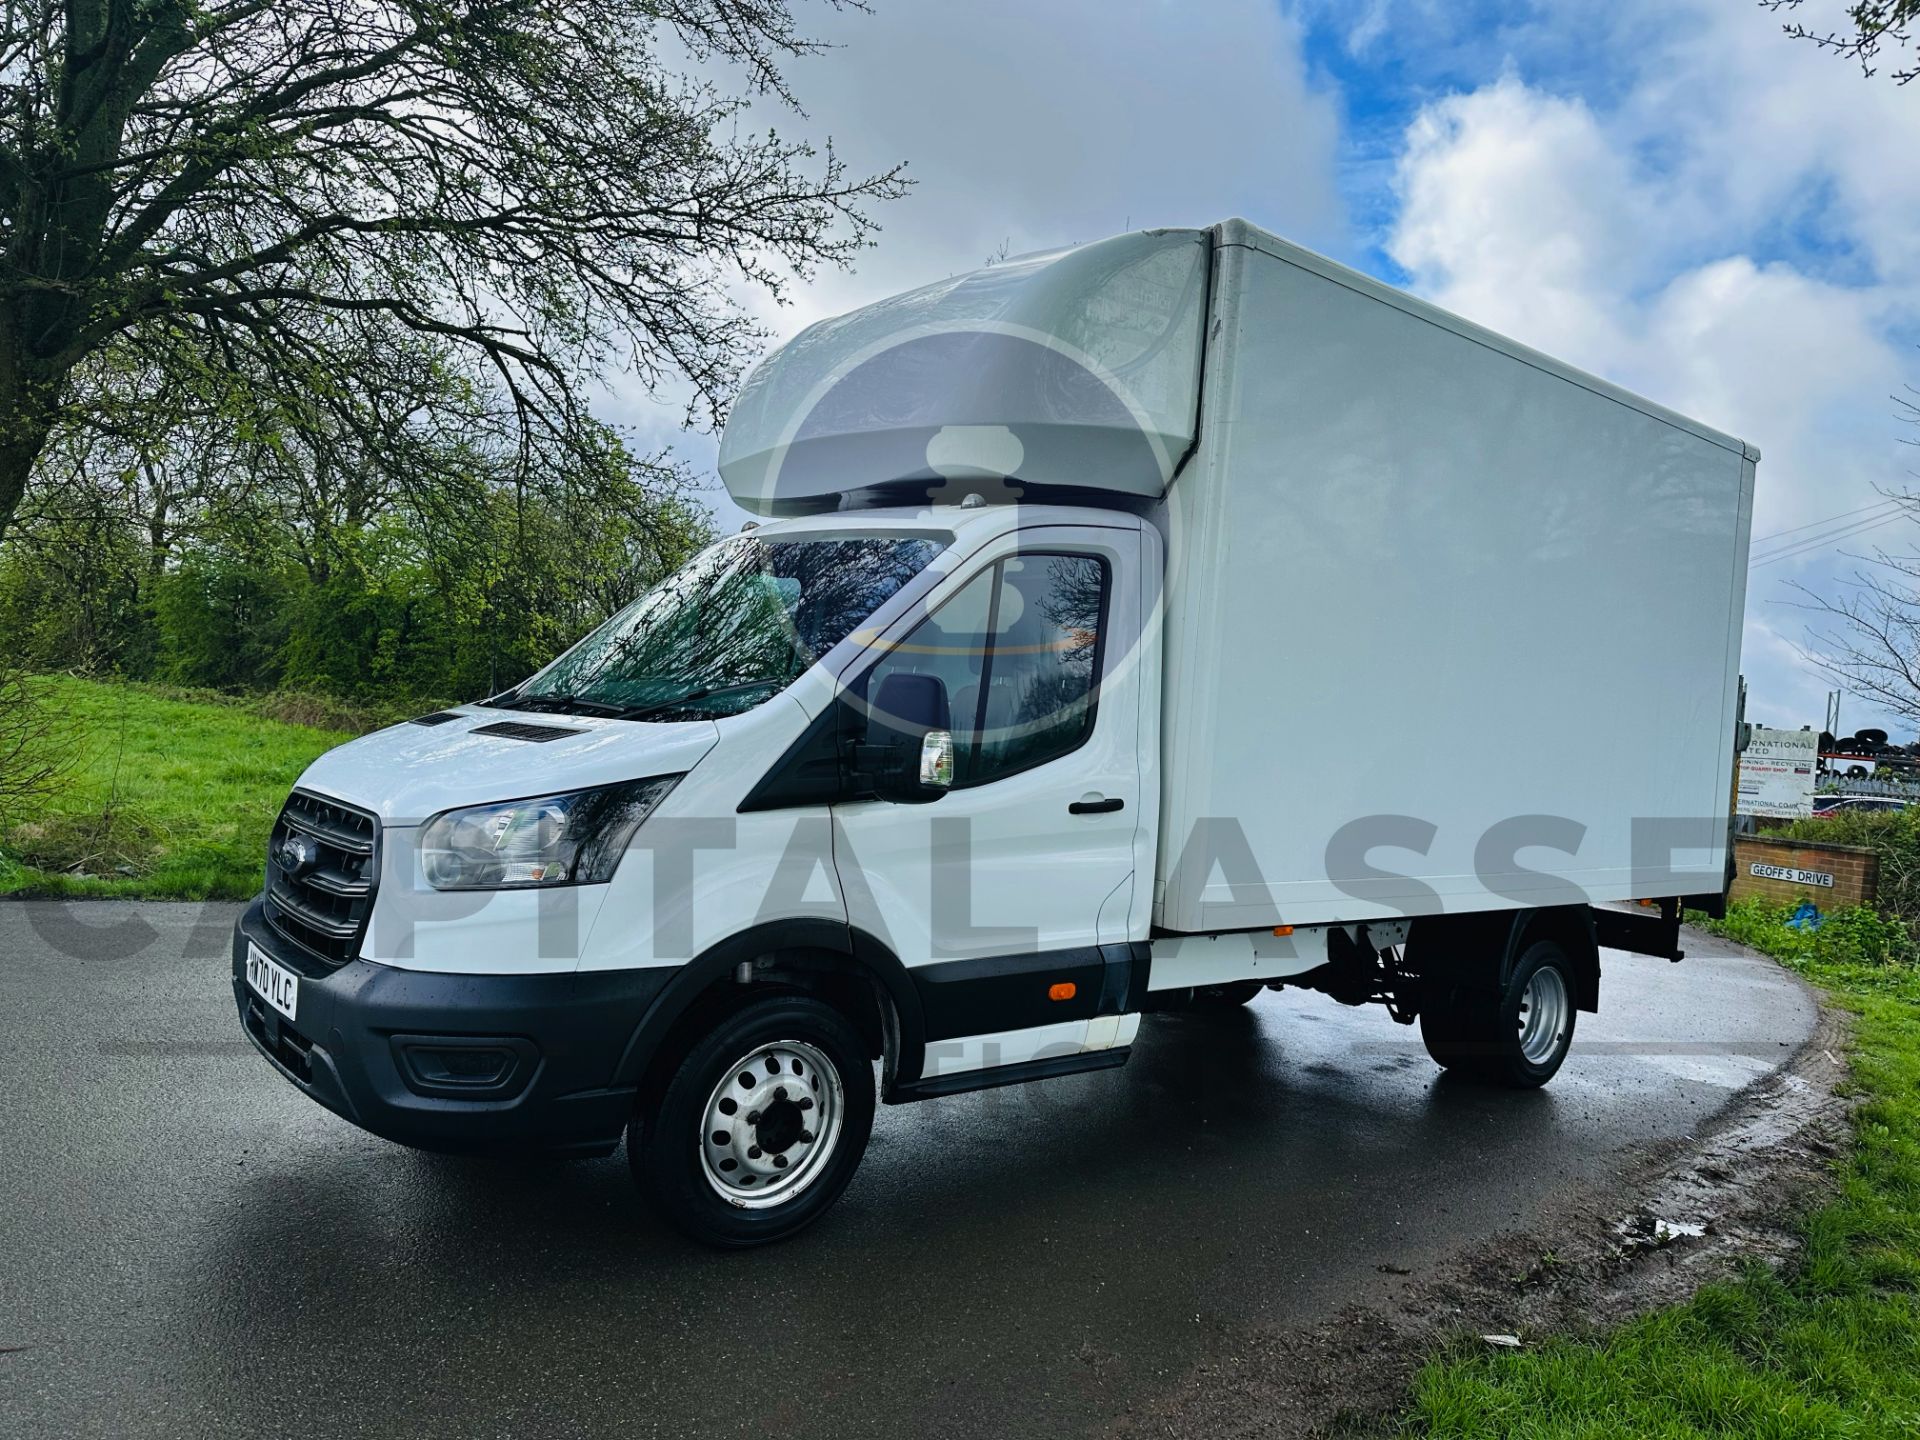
left=513, top=533, right=946, bottom=720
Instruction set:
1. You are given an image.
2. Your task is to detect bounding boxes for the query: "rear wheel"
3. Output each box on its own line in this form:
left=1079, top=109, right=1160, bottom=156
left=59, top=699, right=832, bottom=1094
left=1420, top=939, right=1576, bottom=1088
left=630, top=995, right=875, bottom=1248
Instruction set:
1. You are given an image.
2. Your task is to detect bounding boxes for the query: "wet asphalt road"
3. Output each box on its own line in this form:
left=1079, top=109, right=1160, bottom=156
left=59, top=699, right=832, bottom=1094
left=1, top=901, right=1814, bottom=1439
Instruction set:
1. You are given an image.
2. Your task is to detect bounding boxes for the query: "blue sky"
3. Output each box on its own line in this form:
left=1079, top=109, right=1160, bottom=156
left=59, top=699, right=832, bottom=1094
left=607, top=0, right=1920, bottom=739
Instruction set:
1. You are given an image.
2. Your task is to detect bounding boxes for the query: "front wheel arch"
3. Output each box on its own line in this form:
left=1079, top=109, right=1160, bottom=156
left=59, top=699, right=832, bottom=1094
left=615, top=920, right=925, bottom=1106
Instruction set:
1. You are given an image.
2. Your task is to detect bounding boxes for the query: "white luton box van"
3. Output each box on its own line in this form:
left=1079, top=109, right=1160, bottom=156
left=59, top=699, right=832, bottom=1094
left=233, top=220, right=1757, bottom=1246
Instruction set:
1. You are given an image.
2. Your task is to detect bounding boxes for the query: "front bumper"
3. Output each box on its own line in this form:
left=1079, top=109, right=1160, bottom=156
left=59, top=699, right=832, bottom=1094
left=232, top=898, right=675, bottom=1155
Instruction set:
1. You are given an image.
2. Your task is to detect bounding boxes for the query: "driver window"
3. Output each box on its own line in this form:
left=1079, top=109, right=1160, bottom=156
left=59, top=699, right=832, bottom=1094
left=866, top=551, right=1108, bottom=788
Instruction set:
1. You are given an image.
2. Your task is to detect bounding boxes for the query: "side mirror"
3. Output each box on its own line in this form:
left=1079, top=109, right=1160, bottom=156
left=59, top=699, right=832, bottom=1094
left=859, top=673, right=955, bottom=803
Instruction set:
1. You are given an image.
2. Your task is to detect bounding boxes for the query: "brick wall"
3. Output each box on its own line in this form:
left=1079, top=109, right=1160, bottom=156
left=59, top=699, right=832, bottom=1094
left=1731, top=834, right=1879, bottom=909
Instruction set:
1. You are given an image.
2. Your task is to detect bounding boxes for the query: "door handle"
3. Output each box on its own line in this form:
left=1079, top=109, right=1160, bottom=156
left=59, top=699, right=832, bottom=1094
left=1069, top=797, right=1125, bottom=815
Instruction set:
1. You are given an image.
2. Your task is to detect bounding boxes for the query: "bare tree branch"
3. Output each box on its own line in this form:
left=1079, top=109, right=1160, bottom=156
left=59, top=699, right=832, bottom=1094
left=0, top=0, right=908, bottom=543
left=1763, top=0, right=1920, bottom=84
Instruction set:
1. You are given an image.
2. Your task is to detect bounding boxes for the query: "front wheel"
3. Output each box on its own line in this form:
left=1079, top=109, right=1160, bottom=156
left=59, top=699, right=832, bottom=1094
left=630, top=995, right=875, bottom=1247
left=1420, top=939, right=1576, bottom=1088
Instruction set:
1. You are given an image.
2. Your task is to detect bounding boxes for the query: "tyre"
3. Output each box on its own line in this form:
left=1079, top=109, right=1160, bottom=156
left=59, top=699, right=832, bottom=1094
left=1193, top=980, right=1265, bottom=1007
left=630, top=995, right=875, bottom=1248
left=1419, top=939, right=1576, bottom=1089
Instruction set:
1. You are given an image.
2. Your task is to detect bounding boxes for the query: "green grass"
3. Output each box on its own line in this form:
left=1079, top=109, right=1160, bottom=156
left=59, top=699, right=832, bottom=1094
left=0, top=675, right=353, bottom=900
left=1404, top=900, right=1920, bottom=1437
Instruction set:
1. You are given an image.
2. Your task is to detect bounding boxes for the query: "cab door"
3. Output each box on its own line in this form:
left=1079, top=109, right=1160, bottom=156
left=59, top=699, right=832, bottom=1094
left=831, top=523, right=1144, bottom=1083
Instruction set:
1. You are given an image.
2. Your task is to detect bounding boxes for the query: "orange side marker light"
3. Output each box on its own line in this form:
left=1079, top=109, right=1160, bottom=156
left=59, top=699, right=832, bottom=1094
left=1048, top=982, right=1077, bottom=1001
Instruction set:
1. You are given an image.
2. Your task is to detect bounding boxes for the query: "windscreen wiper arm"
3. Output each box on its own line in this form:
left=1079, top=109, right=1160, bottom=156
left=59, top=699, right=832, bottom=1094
left=501, top=692, right=627, bottom=717
left=615, top=680, right=781, bottom=722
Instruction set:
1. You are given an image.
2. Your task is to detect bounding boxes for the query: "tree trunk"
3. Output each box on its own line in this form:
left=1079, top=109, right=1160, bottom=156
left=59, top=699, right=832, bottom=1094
left=0, top=345, right=63, bottom=548
left=145, top=469, right=172, bottom=577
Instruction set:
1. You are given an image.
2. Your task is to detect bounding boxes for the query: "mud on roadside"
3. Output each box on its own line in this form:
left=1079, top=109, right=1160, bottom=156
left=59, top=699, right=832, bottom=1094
left=1116, top=946, right=1855, bottom=1439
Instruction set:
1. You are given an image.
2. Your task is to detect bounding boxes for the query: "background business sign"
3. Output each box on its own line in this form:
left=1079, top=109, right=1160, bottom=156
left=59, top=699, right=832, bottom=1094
left=1737, top=727, right=1819, bottom=819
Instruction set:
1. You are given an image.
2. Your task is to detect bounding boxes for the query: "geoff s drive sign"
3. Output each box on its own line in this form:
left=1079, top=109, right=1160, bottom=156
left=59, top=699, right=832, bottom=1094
left=1748, top=862, right=1835, bottom=888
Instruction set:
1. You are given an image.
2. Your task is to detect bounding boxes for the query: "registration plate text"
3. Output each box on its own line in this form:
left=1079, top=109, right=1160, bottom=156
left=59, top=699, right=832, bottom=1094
left=246, top=943, right=299, bottom=1021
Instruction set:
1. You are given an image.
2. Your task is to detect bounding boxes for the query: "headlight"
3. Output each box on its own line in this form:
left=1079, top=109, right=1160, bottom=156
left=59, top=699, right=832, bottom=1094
left=420, top=776, right=681, bottom=890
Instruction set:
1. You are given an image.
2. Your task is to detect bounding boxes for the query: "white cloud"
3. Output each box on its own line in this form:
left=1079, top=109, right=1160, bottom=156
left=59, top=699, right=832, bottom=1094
left=1390, top=79, right=1651, bottom=366
left=1741, top=612, right=1833, bottom=731
left=1619, top=1, right=1920, bottom=286
left=1343, top=0, right=1393, bottom=56
left=745, top=0, right=1344, bottom=325
left=1383, top=35, right=1920, bottom=731
left=603, top=0, right=1346, bottom=507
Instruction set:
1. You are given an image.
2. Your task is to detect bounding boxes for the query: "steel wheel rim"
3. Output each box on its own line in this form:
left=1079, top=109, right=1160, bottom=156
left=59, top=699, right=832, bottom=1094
left=1516, top=965, right=1569, bottom=1065
left=698, top=1039, right=844, bottom=1209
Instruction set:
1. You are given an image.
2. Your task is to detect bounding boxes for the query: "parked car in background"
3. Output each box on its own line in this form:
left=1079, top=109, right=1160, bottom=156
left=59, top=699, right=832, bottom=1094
left=1811, top=795, right=1911, bottom=818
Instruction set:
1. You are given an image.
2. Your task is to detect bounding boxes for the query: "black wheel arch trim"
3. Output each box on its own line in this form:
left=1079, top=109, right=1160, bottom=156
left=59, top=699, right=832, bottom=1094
left=613, top=924, right=1150, bottom=1102
left=612, top=919, right=930, bottom=1098
left=1510, top=906, right=1601, bottom=1012
left=1409, top=905, right=1601, bottom=1014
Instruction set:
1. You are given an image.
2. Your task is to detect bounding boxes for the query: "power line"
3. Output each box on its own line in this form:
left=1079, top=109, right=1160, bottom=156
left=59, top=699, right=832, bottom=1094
left=1751, top=509, right=1911, bottom=567
left=1753, top=511, right=1904, bottom=566
left=1751, top=503, right=1907, bottom=560
left=1750, top=498, right=1903, bottom=547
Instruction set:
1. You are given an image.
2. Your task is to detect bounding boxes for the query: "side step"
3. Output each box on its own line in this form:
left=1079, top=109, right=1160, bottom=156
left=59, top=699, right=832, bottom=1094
left=889, top=1046, right=1130, bottom=1104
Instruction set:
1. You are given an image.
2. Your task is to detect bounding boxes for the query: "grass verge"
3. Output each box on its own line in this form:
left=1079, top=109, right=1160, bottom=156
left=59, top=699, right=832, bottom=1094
left=0, top=675, right=352, bottom=900
left=1402, top=899, right=1920, bottom=1437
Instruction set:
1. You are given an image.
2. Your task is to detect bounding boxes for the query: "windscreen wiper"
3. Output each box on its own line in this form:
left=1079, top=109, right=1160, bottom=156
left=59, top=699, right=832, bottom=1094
left=501, top=692, right=628, bottom=717
left=615, top=680, right=782, bottom=722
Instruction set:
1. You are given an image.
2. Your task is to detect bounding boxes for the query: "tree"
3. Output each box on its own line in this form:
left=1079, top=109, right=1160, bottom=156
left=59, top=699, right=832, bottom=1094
left=1764, top=1, right=1920, bottom=84
left=0, top=304, right=715, bottom=697
left=0, top=662, right=71, bottom=825
left=0, top=0, right=906, bottom=543
left=1797, top=385, right=1920, bottom=721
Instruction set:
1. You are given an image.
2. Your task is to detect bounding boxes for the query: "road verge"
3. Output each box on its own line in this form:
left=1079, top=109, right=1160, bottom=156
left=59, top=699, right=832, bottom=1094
left=1119, top=920, right=1859, bottom=1438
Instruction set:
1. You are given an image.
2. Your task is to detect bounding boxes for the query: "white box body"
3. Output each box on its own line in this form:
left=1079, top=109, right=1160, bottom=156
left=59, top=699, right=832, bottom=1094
left=1152, top=221, right=1754, bottom=931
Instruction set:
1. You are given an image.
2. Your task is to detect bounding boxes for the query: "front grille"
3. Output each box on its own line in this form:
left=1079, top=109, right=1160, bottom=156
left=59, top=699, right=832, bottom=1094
left=263, top=790, right=379, bottom=968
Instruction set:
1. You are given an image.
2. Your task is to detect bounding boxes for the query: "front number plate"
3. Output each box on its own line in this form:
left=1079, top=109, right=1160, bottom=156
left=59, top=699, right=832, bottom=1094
left=246, top=943, right=298, bottom=1022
